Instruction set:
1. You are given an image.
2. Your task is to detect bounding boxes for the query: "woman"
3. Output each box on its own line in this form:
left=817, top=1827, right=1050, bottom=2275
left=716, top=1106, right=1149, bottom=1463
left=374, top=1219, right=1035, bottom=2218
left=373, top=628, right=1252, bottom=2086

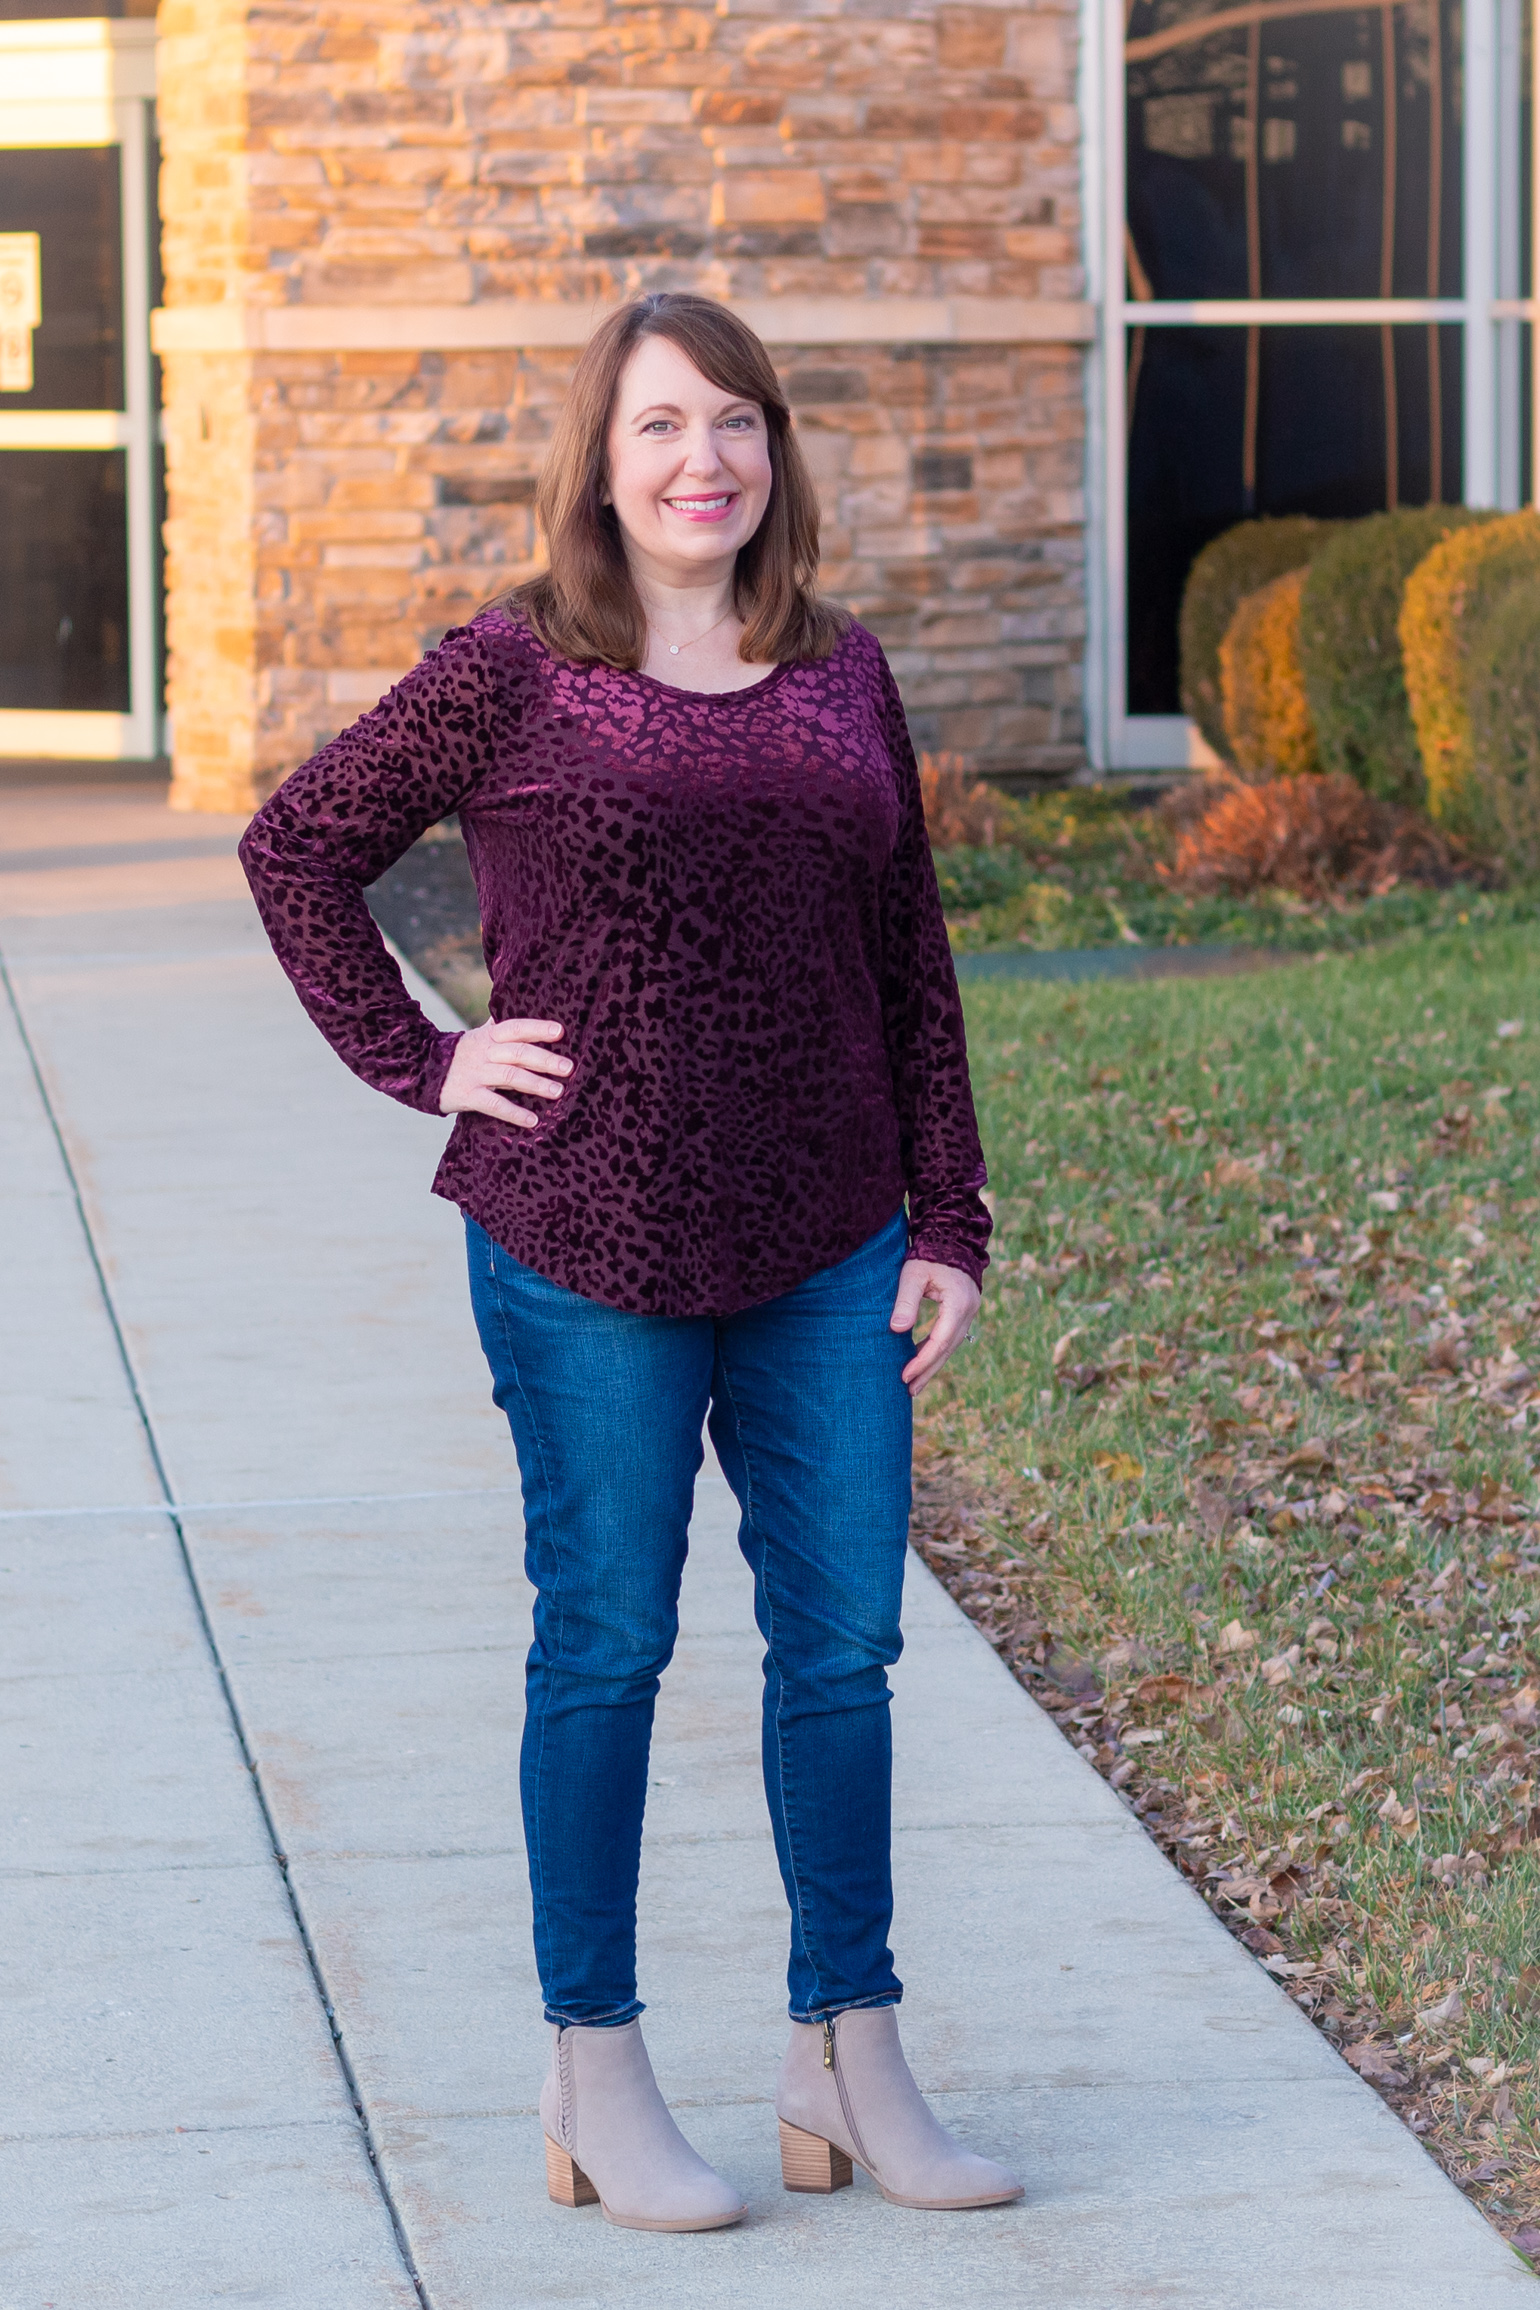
left=240, top=292, right=1021, bottom=2234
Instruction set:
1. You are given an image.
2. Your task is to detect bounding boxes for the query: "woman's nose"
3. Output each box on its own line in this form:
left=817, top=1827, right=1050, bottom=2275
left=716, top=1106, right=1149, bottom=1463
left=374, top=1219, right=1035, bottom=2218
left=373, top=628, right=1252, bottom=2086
left=678, top=422, right=725, bottom=475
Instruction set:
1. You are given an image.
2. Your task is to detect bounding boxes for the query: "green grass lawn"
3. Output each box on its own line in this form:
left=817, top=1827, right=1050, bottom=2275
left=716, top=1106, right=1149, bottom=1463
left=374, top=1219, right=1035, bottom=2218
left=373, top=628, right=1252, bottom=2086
left=918, top=921, right=1540, bottom=2255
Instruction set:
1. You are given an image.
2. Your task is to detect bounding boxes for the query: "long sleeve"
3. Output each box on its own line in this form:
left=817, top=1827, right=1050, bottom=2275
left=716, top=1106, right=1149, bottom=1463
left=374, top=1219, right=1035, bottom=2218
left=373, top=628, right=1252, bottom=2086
left=873, top=654, right=992, bottom=1285
left=238, top=621, right=503, bottom=1114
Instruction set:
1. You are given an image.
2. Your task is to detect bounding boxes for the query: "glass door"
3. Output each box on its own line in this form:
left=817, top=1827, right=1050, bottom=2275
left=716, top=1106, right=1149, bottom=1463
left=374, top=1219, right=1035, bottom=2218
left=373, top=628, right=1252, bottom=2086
left=0, top=18, right=158, bottom=761
left=1092, top=0, right=1531, bottom=768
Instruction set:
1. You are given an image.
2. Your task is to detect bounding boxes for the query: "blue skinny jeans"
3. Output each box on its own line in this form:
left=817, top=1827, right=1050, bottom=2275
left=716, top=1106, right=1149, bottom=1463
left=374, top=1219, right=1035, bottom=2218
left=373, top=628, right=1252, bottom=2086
left=466, top=1207, right=914, bottom=2027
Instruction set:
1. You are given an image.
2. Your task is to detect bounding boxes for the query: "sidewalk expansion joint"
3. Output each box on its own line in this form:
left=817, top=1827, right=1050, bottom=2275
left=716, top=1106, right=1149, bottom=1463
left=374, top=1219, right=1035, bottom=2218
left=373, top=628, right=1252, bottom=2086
left=0, top=944, right=437, bottom=2310
left=0, top=1483, right=522, bottom=1523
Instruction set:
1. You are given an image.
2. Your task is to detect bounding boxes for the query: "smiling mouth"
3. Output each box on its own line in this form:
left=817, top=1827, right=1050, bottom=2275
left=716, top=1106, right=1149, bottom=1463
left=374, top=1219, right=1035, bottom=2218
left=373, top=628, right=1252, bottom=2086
left=664, top=493, right=737, bottom=513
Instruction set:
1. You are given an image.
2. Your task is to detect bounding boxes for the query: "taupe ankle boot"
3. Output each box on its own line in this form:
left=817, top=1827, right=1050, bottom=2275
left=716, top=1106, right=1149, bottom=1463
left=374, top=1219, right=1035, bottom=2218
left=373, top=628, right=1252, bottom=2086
left=776, top=2007, right=1023, bottom=2210
left=539, top=2019, right=746, bottom=2232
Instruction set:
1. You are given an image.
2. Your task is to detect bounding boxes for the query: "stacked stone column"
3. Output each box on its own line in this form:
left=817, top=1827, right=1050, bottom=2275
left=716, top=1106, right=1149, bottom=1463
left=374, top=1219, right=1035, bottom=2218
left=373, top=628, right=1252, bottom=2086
left=153, top=0, right=1089, bottom=810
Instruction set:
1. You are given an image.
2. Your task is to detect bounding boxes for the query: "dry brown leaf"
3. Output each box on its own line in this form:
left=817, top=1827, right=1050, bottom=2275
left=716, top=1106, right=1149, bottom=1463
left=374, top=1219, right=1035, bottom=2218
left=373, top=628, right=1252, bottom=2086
left=1343, top=2039, right=1410, bottom=2088
left=1135, top=1671, right=1200, bottom=1705
left=1093, top=1450, right=1144, bottom=1482
left=1191, top=1483, right=1237, bottom=1539
left=1417, top=1988, right=1466, bottom=2029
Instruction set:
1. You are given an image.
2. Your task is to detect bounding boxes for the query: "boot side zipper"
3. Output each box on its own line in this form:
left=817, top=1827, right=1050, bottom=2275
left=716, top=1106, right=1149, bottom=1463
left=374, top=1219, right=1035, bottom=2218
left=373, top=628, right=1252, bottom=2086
left=823, top=2014, right=874, bottom=2177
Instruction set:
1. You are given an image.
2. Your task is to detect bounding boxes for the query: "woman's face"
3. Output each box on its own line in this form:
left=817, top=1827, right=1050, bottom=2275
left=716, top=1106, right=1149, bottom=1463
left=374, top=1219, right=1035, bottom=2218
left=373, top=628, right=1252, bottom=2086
left=604, top=334, right=773, bottom=585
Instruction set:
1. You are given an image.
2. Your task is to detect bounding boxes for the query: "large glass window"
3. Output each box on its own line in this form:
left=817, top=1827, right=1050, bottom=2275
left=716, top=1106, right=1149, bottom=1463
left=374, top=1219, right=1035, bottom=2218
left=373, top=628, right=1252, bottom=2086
left=0, top=23, right=158, bottom=757
left=1128, top=323, right=1463, bottom=711
left=1106, top=0, right=1511, bottom=754
left=0, top=449, right=130, bottom=711
left=0, top=146, right=123, bottom=409
left=1126, top=0, right=1462, bottom=303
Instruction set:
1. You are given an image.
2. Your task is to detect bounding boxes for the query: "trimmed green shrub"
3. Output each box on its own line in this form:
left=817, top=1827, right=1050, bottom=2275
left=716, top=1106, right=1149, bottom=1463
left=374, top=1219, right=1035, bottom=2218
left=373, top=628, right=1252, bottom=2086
left=1465, top=579, right=1540, bottom=873
left=1179, top=517, right=1334, bottom=759
left=1400, top=512, right=1540, bottom=830
left=1297, top=505, right=1485, bottom=805
left=1219, top=568, right=1320, bottom=777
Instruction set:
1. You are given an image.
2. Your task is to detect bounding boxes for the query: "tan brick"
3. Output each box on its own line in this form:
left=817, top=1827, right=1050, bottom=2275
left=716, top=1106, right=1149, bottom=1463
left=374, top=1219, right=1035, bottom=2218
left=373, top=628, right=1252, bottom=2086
left=709, top=170, right=825, bottom=224
left=330, top=476, right=439, bottom=512
left=935, top=7, right=1008, bottom=70
left=694, top=89, right=784, bottom=125
left=577, top=88, right=694, bottom=124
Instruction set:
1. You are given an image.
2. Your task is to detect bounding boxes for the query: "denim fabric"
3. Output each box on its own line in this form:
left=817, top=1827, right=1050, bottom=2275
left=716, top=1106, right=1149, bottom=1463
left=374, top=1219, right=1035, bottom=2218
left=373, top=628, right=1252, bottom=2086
left=466, top=1206, right=914, bottom=2026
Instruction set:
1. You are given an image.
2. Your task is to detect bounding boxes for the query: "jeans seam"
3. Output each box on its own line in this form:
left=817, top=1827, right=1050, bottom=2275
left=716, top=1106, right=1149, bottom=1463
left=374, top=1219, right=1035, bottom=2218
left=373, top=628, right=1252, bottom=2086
left=714, top=1351, right=833, bottom=2011
left=484, top=1244, right=566, bottom=2003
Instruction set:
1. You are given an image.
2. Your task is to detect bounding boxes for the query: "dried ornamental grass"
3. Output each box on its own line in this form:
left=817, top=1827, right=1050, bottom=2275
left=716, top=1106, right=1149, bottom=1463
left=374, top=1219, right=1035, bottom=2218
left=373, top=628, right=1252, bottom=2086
left=1163, top=773, right=1478, bottom=901
left=1179, top=517, right=1335, bottom=761
left=1400, top=513, right=1540, bottom=832
left=1220, top=568, right=1320, bottom=779
left=918, top=752, right=1033, bottom=850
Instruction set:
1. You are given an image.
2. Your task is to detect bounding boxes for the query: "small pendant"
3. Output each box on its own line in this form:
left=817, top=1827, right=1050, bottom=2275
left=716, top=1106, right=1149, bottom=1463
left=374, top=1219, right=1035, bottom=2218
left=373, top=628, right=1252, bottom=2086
left=669, top=644, right=680, bottom=654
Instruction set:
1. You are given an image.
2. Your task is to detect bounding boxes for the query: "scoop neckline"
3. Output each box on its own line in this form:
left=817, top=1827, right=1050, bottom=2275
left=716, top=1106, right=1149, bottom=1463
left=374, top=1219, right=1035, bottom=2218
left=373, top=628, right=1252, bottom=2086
left=625, top=656, right=793, bottom=703
left=488, top=607, right=827, bottom=706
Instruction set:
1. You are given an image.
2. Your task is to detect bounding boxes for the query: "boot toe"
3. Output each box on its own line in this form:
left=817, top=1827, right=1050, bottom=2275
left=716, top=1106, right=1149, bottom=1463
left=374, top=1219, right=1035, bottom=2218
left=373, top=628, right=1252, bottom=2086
left=877, top=2143, right=1025, bottom=2217
left=953, top=2152, right=1024, bottom=2205
left=600, top=2168, right=747, bottom=2232
left=886, top=2151, right=1024, bottom=2210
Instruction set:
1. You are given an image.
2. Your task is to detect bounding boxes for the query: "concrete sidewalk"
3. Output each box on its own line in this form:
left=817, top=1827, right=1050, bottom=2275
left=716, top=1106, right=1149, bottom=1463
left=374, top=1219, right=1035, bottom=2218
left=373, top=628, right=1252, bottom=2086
left=2, top=781, right=1531, bottom=2308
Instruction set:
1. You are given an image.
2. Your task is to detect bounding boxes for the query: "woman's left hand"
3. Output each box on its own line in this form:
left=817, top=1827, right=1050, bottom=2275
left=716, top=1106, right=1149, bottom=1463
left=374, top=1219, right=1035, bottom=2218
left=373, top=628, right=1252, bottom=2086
left=890, top=1258, right=982, bottom=1398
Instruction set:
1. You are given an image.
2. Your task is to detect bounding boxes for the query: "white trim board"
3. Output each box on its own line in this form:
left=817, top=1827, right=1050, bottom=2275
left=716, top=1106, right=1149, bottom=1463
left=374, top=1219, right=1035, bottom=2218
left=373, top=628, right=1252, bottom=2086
left=150, top=297, right=1098, bottom=356
left=0, top=711, right=145, bottom=760
left=0, top=16, right=155, bottom=143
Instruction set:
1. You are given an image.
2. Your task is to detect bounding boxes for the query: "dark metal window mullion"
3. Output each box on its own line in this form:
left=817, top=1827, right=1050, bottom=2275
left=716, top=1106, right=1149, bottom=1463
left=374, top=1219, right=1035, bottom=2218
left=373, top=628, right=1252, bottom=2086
left=1243, top=18, right=1262, bottom=507
left=1380, top=0, right=1400, bottom=507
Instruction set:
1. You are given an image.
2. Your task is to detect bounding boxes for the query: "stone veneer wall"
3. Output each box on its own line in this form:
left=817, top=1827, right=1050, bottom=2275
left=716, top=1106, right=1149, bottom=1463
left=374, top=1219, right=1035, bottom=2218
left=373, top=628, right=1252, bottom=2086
left=156, top=0, right=1087, bottom=810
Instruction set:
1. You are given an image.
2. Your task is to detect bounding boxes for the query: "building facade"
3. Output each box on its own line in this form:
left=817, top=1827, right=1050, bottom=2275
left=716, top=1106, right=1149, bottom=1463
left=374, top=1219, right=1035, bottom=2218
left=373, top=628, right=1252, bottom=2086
left=0, top=0, right=1534, bottom=808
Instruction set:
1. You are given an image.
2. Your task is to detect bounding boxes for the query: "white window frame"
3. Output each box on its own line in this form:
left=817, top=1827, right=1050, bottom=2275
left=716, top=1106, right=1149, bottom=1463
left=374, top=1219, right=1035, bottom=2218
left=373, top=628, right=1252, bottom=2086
left=0, top=19, right=158, bottom=762
left=1083, top=0, right=1536, bottom=771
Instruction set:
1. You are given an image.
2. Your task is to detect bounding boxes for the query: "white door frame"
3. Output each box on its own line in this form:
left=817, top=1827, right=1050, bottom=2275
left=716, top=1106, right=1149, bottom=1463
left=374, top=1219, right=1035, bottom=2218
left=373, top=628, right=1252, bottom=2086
left=1084, top=0, right=1534, bottom=771
left=0, top=19, right=158, bottom=762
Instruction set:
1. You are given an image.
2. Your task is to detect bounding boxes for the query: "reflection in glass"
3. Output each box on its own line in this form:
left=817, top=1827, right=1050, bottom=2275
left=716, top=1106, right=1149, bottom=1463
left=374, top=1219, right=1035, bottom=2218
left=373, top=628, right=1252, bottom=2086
left=0, top=452, right=130, bottom=711
left=1124, top=0, right=1467, bottom=715
left=1126, top=0, right=1461, bottom=302
left=0, top=147, right=123, bottom=411
left=1127, top=326, right=1462, bottom=713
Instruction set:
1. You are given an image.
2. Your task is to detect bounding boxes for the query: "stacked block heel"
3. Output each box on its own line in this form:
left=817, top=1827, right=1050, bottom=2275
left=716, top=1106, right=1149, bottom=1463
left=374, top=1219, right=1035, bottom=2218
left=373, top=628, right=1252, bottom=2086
left=545, top=2136, right=599, bottom=2208
left=779, top=2117, right=854, bottom=2193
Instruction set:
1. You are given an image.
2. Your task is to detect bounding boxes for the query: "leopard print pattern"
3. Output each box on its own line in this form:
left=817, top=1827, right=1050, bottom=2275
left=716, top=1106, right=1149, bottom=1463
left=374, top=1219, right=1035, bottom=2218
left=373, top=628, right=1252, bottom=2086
left=240, top=609, right=990, bottom=1316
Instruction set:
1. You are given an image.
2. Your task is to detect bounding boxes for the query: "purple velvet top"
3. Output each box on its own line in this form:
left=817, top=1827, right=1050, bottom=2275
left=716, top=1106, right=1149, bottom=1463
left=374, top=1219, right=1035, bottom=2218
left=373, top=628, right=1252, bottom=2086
left=239, top=608, right=991, bottom=1317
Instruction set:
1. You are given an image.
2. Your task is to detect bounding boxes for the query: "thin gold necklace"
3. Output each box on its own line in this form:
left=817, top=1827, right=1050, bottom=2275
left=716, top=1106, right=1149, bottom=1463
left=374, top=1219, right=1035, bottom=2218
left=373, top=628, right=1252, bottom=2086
left=657, top=606, right=734, bottom=657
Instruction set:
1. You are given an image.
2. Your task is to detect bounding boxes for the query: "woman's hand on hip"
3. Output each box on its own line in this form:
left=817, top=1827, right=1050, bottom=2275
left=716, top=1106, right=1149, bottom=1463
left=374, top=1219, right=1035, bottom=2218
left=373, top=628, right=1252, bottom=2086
left=890, top=1257, right=982, bottom=1398
left=439, top=1017, right=569, bottom=1127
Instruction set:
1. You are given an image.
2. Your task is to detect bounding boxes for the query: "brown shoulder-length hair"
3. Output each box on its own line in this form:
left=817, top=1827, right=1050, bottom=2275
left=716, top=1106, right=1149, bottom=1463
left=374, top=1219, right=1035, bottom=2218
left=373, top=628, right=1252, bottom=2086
left=505, top=293, right=849, bottom=669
